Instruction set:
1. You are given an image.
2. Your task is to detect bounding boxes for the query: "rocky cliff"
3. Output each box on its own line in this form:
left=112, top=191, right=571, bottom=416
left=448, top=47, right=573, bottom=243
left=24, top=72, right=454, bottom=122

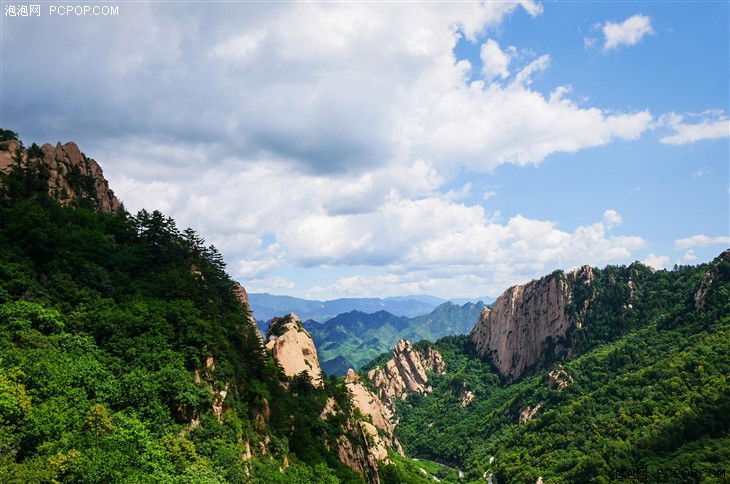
left=470, top=266, right=593, bottom=382
left=694, top=249, right=730, bottom=310
left=342, top=369, right=405, bottom=480
left=0, top=138, right=123, bottom=212
left=265, top=313, right=323, bottom=386
left=367, top=339, right=446, bottom=405
left=233, top=282, right=264, bottom=343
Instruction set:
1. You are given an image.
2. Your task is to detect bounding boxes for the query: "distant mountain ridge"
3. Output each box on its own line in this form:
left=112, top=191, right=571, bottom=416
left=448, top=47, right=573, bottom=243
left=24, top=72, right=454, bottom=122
left=302, top=301, right=487, bottom=375
left=249, top=292, right=492, bottom=323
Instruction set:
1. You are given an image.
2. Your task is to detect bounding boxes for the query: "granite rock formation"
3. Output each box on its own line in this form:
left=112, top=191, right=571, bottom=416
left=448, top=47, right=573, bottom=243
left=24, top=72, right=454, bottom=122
left=0, top=139, right=123, bottom=212
left=265, top=313, right=323, bottom=386
left=470, top=267, right=593, bottom=382
left=367, top=339, right=446, bottom=405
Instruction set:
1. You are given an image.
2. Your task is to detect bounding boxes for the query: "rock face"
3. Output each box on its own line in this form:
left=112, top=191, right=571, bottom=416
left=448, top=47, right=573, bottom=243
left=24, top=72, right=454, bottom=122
left=265, top=313, right=323, bottom=386
left=335, top=431, right=380, bottom=484
left=342, top=369, right=403, bottom=479
left=346, top=369, right=396, bottom=435
left=0, top=139, right=123, bottom=212
left=545, top=365, right=574, bottom=391
left=318, top=369, right=401, bottom=483
left=519, top=402, right=543, bottom=424
left=233, top=282, right=264, bottom=343
left=470, top=267, right=593, bottom=382
left=367, top=339, right=445, bottom=404
left=694, top=249, right=730, bottom=310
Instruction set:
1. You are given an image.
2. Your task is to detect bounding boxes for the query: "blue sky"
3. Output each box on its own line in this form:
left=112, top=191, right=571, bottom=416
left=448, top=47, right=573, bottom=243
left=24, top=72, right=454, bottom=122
left=2, top=1, right=728, bottom=299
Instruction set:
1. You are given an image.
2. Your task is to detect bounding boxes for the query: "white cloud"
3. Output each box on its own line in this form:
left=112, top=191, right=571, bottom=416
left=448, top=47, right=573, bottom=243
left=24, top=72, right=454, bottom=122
left=512, top=54, right=551, bottom=87
left=602, top=14, right=654, bottom=52
left=682, top=250, right=697, bottom=262
left=659, top=111, right=730, bottom=144
left=643, top=253, right=669, bottom=270
left=396, top=73, right=653, bottom=171
left=480, top=39, right=513, bottom=81
left=209, top=29, right=267, bottom=61
left=248, top=277, right=296, bottom=294
left=602, top=209, right=623, bottom=229
left=7, top=1, right=696, bottom=300
left=7, top=1, right=656, bottom=179
left=675, top=235, right=730, bottom=250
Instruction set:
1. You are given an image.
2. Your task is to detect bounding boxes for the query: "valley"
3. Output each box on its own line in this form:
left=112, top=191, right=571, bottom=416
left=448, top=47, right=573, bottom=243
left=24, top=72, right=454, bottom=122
left=1, top=132, right=728, bottom=483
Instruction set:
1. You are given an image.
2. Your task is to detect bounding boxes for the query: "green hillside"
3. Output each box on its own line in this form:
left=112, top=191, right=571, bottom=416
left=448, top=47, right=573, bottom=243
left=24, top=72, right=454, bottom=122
left=391, top=255, right=730, bottom=482
left=0, top=134, right=368, bottom=483
left=306, top=302, right=486, bottom=376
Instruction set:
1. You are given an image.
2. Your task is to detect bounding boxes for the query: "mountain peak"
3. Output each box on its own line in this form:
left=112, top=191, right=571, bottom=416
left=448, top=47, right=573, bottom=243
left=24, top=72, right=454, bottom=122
left=0, top=137, right=123, bottom=212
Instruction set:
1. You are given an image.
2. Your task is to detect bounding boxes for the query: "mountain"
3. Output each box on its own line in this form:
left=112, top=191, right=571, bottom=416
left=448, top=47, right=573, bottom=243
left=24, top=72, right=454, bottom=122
left=249, top=292, right=455, bottom=322
left=470, top=266, right=593, bottom=382
left=0, top=133, right=408, bottom=483
left=411, top=300, right=486, bottom=337
left=306, top=301, right=486, bottom=375
left=0, top=134, right=122, bottom=212
left=4, top=132, right=727, bottom=483
left=365, top=250, right=730, bottom=482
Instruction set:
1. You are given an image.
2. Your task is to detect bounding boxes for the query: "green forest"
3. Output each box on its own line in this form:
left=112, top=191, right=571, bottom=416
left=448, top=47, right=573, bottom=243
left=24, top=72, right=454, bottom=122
left=393, top=259, right=730, bottom=483
left=1, top=130, right=728, bottom=483
left=0, top=132, right=374, bottom=483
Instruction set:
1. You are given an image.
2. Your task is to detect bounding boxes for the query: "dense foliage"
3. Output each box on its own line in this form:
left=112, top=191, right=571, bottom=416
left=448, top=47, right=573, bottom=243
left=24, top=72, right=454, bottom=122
left=0, top=138, right=366, bottom=482
left=392, top=256, right=730, bottom=483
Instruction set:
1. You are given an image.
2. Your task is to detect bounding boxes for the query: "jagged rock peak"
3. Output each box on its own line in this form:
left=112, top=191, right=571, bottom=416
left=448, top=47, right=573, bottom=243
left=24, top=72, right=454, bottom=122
left=233, top=282, right=263, bottom=343
left=695, top=249, right=730, bottom=310
left=367, top=339, right=445, bottom=404
left=265, top=313, right=323, bottom=386
left=0, top=138, right=123, bottom=212
left=470, top=267, right=593, bottom=382
left=343, top=366, right=404, bottom=474
left=346, top=367, right=396, bottom=434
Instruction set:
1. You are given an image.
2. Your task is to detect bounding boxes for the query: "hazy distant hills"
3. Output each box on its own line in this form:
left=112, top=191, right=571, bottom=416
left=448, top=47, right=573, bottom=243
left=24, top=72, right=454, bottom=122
left=305, top=301, right=487, bottom=375
left=249, top=293, right=463, bottom=323
left=250, top=293, right=491, bottom=376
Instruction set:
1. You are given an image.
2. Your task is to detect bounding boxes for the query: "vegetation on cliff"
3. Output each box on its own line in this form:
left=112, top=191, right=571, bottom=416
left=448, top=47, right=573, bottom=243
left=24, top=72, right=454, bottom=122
left=391, top=254, right=730, bottom=482
left=0, top=135, right=370, bottom=483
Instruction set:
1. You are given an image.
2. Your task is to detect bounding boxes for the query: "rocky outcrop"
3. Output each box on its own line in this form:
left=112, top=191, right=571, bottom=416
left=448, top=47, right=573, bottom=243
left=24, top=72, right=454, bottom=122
left=545, top=365, right=574, bottom=391
left=694, top=249, right=729, bottom=310
left=459, top=388, right=475, bottom=408
left=470, top=267, right=593, bottom=382
left=318, top=372, right=399, bottom=483
left=339, top=369, right=404, bottom=481
left=367, top=339, right=445, bottom=405
left=519, top=402, right=543, bottom=424
left=0, top=138, right=123, bottom=212
left=265, top=313, right=323, bottom=386
left=233, top=282, right=264, bottom=343
left=346, top=369, right=396, bottom=435
left=335, top=432, right=380, bottom=484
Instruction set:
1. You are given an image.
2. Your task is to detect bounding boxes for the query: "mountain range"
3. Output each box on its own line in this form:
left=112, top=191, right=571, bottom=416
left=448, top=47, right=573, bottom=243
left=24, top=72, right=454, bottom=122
left=2, top=133, right=727, bottom=483
left=249, top=292, right=491, bottom=323
left=296, top=301, right=486, bottom=375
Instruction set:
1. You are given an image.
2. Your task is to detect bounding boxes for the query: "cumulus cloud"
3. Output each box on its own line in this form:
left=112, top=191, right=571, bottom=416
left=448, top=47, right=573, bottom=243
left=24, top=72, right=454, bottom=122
left=643, top=253, right=669, bottom=270
left=601, top=14, right=654, bottom=52
left=675, top=235, right=730, bottom=250
left=5, top=1, right=676, bottom=299
left=480, top=39, right=514, bottom=80
left=659, top=111, right=730, bottom=144
left=6, top=1, right=655, bottom=179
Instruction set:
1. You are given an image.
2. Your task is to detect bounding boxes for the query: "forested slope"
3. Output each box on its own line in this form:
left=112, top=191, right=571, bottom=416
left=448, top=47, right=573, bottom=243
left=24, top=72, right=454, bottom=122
left=0, top=132, right=373, bottom=483
left=392, top=254, right=730, bottom=483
